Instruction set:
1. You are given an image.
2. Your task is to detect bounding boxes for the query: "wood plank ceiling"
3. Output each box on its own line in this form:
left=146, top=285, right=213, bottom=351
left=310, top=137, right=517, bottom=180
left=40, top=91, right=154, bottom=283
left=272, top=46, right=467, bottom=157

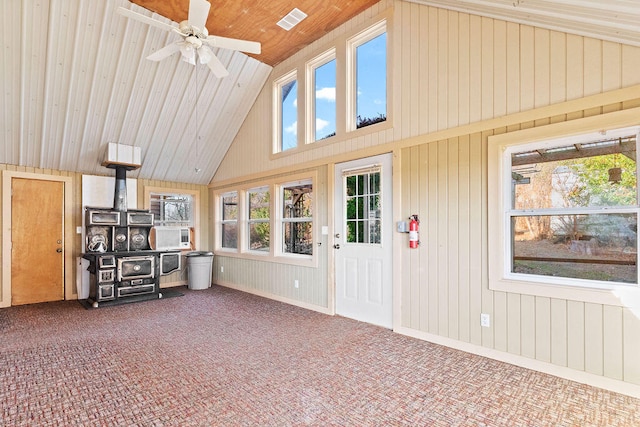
left=129, top=0, right=381, bottom=66
left=1, top=0, right=639, bottom=185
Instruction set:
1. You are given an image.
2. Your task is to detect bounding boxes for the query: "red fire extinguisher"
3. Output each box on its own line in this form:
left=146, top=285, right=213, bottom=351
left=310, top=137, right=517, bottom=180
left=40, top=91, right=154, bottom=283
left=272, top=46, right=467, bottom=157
left=409, top=215, right=419, bottom=248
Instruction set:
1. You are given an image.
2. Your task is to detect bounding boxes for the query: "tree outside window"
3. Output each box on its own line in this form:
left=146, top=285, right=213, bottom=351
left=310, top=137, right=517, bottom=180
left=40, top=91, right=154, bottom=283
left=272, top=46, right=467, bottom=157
left=510, top=132, right=637, bottom=284
left=282, top=181, right=313, bottom=255
left=248, top=188, right=270, bottom=252
left=221, top=191, right=238, bottom=249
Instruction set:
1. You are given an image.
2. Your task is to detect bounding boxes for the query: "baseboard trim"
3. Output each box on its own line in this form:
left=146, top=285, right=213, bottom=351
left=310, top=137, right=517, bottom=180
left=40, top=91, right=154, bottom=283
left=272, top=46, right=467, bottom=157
left=394, top=326, right=640, bottom=399
left=160, top=281, right=187, bottom=288
left=215, top=280, right=332, bottom=315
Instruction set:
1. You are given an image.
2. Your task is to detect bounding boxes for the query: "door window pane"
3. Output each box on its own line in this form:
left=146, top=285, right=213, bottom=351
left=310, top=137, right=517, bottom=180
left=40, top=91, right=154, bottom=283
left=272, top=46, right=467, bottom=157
left=345, top=170, right=382, bottom=244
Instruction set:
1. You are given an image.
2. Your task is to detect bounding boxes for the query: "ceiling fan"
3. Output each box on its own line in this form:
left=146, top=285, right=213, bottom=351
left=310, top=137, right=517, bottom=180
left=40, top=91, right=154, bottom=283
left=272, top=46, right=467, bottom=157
left=117, top=0, right=261, bottom=78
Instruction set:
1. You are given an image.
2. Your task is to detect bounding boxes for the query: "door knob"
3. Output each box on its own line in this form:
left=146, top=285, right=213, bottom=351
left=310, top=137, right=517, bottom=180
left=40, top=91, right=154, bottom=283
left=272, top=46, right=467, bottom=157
left=56, top=248, right=62, bottom=253
left=333, top=244, right=340, bottom=249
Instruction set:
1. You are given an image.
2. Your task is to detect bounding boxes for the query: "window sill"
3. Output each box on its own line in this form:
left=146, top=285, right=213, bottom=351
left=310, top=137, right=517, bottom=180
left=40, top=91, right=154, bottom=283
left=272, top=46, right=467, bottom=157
left=490, top=271, right=640, bottom=308
left=213, top=249, right=318, bottom=268
left=270, top=119, right=392, bottom=161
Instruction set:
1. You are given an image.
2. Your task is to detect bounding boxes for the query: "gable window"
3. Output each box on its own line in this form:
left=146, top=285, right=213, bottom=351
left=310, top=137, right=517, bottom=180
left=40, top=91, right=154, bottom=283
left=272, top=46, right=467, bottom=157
left=274, top=71, right=298, bottom=152
left=348, top=21, right=387, bottom=130
left=220, top=191, right=238, bottom=249
left=489, top=121, right=640, bottom=304
left=150, top=193, right=194, bottom=227
left=281, top=180, right=313, bottom=255
left=248, top=187, right=270, bottom=252
left=307, top=50, right=336, bottom=142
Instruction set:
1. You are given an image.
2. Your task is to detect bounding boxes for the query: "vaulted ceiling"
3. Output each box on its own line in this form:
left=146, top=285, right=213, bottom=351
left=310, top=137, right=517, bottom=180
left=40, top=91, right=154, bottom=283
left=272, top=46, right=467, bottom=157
left=2, top=0, right=639, bottom=185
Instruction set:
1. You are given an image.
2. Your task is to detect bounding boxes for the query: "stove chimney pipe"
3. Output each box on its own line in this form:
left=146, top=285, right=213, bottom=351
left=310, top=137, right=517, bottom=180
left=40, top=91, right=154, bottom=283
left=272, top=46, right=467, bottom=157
left=113, top=165, right=128, bottom=212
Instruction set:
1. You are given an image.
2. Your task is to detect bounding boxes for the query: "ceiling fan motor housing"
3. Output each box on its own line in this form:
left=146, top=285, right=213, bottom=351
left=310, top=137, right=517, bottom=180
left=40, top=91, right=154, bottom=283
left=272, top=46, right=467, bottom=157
left=179, top=20, right=208, bottom=39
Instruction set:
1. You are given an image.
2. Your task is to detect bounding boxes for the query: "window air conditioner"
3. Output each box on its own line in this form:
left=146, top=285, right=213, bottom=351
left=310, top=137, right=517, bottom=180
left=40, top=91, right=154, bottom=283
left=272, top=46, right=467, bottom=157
left=151, top=226, right=191, bottom=250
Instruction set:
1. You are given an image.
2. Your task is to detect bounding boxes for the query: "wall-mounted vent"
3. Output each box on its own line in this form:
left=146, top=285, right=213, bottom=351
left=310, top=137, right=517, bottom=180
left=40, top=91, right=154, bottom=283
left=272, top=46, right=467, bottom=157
left=277, top=8, right=307, bottom=31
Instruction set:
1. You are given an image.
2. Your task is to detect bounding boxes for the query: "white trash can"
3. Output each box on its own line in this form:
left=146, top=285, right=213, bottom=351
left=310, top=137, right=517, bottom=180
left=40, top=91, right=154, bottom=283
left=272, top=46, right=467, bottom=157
left=186, top=251, right=214, bottom=290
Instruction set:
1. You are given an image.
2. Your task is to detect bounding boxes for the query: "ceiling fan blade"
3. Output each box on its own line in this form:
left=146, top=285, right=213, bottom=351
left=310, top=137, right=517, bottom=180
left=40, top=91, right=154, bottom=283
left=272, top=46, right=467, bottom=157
left=117, top=7, right=176, bottom=33
left=202, top=49, right=229, bottom=78
left=205, top=35, right=261, bottom=55
left=188, top=0, right=211, bottom=31
left=147, top=43, right=181, bottom=61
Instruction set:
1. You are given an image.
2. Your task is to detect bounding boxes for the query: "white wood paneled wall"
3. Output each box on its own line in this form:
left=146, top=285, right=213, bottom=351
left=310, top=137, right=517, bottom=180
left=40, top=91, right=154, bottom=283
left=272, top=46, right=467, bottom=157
left=0, top=0, right=271, bottom=185
left=213, top=0, right=640, bottom=183
left=211, top=0, right=640, bottom=392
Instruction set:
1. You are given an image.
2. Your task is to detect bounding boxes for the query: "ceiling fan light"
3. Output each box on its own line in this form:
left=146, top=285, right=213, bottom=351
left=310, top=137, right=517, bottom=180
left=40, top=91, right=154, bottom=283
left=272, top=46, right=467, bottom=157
left=179, top=43, right=197, bottom=65
left=198, top=46, right=213, bottom=64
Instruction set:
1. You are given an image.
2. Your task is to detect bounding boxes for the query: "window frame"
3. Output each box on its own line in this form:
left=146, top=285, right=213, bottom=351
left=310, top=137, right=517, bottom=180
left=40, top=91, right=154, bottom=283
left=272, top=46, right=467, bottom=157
left=219, top=191, right=239, bottom=251
left=273, top=70, right=299, bottom=153
left=214, top=172, right=317, bottom=267
left=149, top=192, right=195, bottom=227
left=277, top=178, right=314, bottom=258
left=488, top=110, right=640, bottom=306
left=144, top=186, right=200, bottom=249
left=247, top=186, right=271, bottom=254
left=346, top=20, right=387, bottom=132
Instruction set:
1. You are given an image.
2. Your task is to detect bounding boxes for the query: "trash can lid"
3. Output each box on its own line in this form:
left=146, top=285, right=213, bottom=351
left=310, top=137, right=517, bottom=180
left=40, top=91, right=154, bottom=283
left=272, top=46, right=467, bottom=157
left=186, top=251, right=214, bottom=257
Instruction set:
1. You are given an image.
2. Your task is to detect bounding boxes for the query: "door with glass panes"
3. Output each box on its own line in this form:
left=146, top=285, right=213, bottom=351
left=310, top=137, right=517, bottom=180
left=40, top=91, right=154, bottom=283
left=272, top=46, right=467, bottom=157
left=334, top=153, right=392, bottom=328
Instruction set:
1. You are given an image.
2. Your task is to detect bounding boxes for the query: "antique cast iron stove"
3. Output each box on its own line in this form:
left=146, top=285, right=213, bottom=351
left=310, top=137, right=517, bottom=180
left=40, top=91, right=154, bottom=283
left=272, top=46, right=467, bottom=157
left=82, top=164, right=181, bottom=308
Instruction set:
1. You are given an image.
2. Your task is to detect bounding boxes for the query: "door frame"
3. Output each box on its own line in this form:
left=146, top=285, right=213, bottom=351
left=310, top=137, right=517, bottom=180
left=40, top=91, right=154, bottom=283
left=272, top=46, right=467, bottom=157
left=1, top=171, right=74, bottom=307
left=332, top=152, right=395, bottom=328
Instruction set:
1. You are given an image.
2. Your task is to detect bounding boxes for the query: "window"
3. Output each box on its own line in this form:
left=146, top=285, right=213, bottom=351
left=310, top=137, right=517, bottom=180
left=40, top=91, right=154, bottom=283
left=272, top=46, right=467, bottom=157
left=221, top=191, right=238, bottom=249
left=274, top=71, right=298, bottom=152
left=344, top=166, right=381, bottom=244
left=349, top=21, right=387, bottom=130
left=273, top=17, right=389, bottom=155
left=307, top=50, right=336, bottom=142
left=150, top=193, right=194, bottom=227
left=281, top=180, right=313, bottom=255
left=248, top=187, right=270, bottom=252
left=490, top=123, right=639, bottom=300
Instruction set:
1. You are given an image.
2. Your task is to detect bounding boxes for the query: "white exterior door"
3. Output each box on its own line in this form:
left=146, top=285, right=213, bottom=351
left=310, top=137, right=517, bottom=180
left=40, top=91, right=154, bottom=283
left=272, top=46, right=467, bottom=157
left=334, top=153, right=393, bottom=328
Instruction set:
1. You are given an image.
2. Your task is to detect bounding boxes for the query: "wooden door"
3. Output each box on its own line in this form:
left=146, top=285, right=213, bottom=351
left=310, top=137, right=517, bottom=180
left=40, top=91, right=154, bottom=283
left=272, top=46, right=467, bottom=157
left=334, top=154, right=393, bottom=328
left=11, top=178, right=65, bottom=305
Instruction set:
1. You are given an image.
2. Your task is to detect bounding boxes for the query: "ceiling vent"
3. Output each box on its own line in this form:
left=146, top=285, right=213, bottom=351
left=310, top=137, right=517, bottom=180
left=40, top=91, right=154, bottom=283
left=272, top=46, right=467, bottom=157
left=277, top=8, right=307, bottom=31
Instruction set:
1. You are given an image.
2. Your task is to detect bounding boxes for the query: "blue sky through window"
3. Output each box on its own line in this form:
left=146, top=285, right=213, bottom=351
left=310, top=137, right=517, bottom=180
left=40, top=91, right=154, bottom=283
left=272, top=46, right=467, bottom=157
left=356, top=33, right=387, bottom=127
left=281, top=79, right=298, bottom=151
left=279, top=29, right=386, bottom=151
left=314, top=59, right=336, bottom=141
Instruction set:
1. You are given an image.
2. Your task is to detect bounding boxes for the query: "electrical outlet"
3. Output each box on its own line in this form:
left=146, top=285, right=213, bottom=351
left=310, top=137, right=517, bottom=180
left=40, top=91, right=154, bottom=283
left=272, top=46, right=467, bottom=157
left=294, top=279, right=299, bottom=289
left=480, top=313, right=491, bottom=328
left=220, top=266, right=224, bottom=273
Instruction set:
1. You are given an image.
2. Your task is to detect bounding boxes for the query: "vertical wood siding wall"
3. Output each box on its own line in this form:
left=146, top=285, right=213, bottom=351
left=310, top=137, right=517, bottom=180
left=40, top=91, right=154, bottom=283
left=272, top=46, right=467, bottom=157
left=212, top=165, right=330, bottom=311
left=211, top=0, right=640, bottom=389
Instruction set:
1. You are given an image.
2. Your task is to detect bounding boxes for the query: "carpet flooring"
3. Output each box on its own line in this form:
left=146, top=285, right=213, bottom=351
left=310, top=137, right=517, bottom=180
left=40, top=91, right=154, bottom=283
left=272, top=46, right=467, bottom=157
left=1, top=285, right=638, bottom=426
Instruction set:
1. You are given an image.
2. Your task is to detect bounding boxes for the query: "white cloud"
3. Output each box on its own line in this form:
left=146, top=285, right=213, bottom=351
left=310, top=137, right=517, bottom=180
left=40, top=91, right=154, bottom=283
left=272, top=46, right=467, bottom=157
left=316, top=87, right=336, bottom=102
left=293, top=98, right=298, bottom=108
left=285, top=121, right=297, bottom=135
left=316, top=118, right=330, bottom=131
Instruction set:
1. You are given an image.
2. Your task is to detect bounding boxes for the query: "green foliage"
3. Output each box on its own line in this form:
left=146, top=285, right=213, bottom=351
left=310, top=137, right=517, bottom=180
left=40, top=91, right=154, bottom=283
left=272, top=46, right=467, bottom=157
left=567, top=154, right=636, bottom=207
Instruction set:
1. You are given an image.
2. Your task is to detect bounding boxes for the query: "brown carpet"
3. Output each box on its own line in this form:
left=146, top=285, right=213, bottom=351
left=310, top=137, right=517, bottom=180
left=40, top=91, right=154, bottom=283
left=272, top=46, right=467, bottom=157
left=1, top=285, right=638, bottom=426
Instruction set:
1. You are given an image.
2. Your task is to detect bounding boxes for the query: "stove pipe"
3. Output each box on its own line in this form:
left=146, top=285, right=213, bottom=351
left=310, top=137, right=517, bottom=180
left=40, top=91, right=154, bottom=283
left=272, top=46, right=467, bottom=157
left=113, top=165, right=128, bottom=212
